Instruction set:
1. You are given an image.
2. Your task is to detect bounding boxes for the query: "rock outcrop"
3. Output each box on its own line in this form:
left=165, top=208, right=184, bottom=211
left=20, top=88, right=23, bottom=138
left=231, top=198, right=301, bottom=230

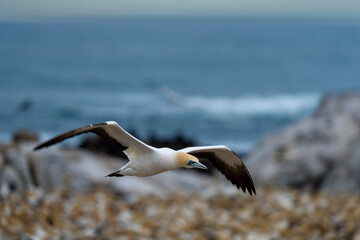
left=0, top=140, right=237, bottom=200
left=246, top=92, right=360, bottom=192
left=12, top=130, right=38, bottom=144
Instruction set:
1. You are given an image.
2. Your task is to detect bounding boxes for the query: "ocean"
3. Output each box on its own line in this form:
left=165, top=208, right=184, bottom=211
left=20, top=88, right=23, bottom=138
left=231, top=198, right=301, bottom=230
left=1, top=18, right=360, bottom=152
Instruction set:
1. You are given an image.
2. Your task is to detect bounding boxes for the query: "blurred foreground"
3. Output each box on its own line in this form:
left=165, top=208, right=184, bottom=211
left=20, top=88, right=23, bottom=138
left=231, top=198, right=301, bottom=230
left=1, top=188, right=360, bottom=240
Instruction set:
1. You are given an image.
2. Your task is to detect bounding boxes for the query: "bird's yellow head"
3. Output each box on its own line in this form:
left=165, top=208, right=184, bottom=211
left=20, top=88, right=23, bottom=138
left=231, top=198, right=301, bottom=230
left=175, top=152, right=207, bottom=170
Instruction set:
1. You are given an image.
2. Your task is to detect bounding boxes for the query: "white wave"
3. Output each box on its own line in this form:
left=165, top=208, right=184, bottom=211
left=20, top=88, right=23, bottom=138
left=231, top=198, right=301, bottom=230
left=199, top=138, right=255, bottom=152
left=184, top=93, right=321, bottom=116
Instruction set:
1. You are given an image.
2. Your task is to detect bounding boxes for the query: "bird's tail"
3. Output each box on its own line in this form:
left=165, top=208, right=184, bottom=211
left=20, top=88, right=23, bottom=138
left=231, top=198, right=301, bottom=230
left=105, top=170, right=124, bottom=178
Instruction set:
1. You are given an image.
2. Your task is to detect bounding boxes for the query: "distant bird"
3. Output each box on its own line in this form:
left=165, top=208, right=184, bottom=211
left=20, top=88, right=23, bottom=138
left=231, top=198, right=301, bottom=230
left=149, top=80, right=182, bottom=104
left=18, top=98, right=32, bottom=112
left=34, top=121, right=255, bottom=195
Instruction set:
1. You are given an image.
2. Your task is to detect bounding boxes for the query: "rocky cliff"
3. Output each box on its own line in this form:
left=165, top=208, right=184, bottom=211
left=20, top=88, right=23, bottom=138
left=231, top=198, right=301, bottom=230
left=246, top=92, right=360, bottom=192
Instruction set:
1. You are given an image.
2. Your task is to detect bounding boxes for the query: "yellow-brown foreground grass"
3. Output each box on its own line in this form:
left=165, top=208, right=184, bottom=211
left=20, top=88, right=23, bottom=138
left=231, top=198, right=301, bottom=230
left=1, top=187, right=359, bottom=240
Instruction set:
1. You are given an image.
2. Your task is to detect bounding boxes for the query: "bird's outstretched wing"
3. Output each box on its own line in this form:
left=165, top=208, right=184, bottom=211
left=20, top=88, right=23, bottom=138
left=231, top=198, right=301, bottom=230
left=34, top=121, right=152, bottom=155
left=180, top=145, right=256, bottom=195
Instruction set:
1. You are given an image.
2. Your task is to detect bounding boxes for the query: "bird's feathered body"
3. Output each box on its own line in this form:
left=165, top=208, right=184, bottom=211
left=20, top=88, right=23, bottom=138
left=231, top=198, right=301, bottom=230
left=120, top=147, right=179, bottom=177
left=34, top=121, right=256, bottom=195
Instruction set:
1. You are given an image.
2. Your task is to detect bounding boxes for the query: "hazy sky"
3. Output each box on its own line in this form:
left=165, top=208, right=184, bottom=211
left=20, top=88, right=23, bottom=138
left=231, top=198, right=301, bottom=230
left=1, top=0, right=360, bottom=20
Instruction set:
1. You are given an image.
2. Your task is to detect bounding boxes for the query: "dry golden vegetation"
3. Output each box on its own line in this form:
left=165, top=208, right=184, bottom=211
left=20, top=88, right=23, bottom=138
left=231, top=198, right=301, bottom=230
left=1, top=187, right=360, bottom=240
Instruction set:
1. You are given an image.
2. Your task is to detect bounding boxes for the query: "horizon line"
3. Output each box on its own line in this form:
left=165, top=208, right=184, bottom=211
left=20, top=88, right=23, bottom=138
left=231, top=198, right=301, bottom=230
left=1, top=14, right=360, bottom=24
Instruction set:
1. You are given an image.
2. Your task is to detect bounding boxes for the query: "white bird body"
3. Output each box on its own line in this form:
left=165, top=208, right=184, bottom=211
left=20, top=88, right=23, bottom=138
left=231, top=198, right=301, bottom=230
left=34, top=121, right=256, bottom=195
left=121, top=147, right=179, bottom=177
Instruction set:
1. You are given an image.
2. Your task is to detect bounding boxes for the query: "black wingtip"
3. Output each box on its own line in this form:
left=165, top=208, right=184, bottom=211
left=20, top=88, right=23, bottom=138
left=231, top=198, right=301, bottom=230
left=248, top=183, right=256, bottom=196
left=33, top=142, right=48, bottom=151
left=247, top=182, right=256, bottom=196
left=105, top=172, right=124, bottom=178
left=33, top=145, right=42, bottom=151
left=248, top=188, right=256, bottom=196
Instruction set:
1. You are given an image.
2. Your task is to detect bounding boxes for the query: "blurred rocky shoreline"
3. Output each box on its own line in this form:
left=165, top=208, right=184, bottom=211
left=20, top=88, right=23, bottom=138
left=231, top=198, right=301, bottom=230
left=1, top=92, right=360, bottom=239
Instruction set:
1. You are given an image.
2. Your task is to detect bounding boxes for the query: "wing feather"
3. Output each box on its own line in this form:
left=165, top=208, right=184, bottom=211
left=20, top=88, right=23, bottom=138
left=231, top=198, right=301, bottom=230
left=180, top=145, right=256, bottom=195
left=34, top=121, right=152, bottom=154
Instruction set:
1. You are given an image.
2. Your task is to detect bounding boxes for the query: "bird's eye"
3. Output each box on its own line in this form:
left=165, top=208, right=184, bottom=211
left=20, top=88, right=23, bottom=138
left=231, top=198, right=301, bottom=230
left=188, top=160, right=194, bottom=165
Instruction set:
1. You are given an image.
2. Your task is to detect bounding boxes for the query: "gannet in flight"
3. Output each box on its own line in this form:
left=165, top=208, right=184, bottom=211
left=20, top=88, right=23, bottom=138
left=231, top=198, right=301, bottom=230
left=34, top=121, right=255, bottom=195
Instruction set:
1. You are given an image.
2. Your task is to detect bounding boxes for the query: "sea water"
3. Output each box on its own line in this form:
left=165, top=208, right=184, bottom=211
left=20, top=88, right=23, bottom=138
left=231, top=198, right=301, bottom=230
left=1, top=18, right=360, bottom=151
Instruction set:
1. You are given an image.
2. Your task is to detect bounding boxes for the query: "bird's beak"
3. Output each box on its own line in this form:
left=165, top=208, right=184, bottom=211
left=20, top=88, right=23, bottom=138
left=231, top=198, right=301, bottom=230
left=189, top=161, right=207, bottom=170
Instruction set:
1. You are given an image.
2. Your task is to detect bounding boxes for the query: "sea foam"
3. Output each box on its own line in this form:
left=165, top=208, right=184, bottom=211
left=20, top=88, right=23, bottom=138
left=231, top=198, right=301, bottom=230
left=184, top=93, right=321, bottom=116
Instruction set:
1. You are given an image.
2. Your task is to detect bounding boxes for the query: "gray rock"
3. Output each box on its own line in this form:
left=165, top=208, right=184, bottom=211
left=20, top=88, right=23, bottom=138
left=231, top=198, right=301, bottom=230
left=246, top=92, right=360, bottom=192
left=0, top=140, right=236, bottom=198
